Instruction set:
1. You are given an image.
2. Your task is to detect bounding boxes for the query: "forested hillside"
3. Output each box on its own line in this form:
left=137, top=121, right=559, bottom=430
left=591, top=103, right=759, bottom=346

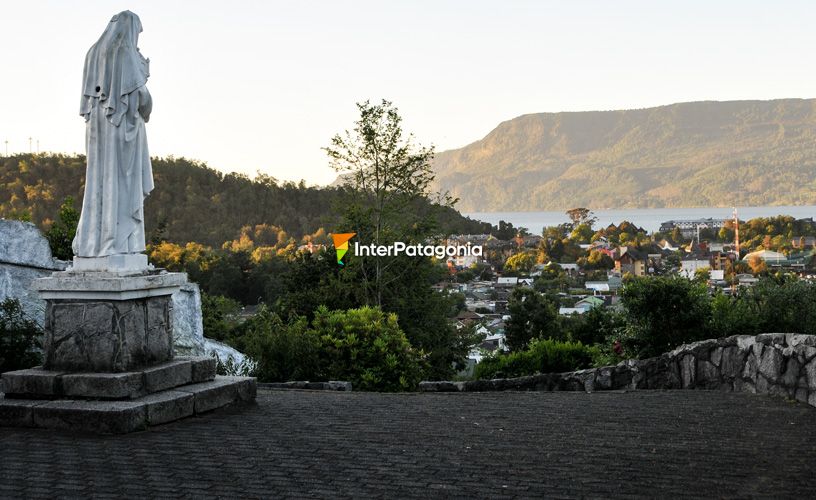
left=0, top=154, right=493, bottom=246
left=433, top=99, right=816, bottom=211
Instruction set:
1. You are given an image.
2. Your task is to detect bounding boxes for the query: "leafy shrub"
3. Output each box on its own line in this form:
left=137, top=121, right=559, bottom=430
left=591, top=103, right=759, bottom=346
left=241, top=309, right=322, bottom=382
left=311, top=306, right=426, bottom=392
left=200, top=293, right=244, bottom=343
left=231, top=305, right=426, bottom=391
left=211, top=351, right=257, bottom=377
left=0, top=298, right=42, bottom=373
left=710, top=278, right=816, bottom=337
left=504, top=288, right=561, bottom=351
left=620, top=276, right=711, bottom=357
left=474, top=339, right=596, bottom=380
left=562, top=306, right=626, bottom=346
left=45, top=196, right=79, bottom=261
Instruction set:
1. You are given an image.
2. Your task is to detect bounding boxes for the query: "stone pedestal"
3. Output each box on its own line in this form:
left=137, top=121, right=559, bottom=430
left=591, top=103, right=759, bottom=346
left=0, top=259, right=257, bottom=433
left=33, top=269, right=187, bottom=372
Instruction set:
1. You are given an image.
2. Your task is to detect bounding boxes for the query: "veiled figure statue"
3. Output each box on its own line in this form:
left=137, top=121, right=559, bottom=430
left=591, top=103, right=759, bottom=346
left=72, top=10, right=154, bottom=258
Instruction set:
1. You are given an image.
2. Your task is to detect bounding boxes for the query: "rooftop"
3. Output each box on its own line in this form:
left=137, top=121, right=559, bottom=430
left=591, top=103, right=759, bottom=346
left=1, top=388, right=814, bottom=497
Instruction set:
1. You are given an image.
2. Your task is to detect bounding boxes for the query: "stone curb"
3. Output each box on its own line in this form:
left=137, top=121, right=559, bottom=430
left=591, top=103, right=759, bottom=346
left=258, top=381, right=352, bottom=391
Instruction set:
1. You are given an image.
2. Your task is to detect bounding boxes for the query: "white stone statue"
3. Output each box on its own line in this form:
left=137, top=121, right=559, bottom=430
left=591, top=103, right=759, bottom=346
left=72, top=10, right=153, bottom=269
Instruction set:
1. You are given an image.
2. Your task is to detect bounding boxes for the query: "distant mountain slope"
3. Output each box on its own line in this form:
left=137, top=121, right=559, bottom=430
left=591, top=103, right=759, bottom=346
left=433, top=99, right=816, bottom=211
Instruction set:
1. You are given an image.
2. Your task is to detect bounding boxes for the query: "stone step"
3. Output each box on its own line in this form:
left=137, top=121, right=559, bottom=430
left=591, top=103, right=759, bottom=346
left=1, top=356, right=217, bottom=400
left=0, top=375, right=256, bottom=434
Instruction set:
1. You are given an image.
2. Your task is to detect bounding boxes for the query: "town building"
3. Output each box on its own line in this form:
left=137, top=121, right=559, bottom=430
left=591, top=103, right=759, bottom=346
left=659, top=218, right=727, bottom=239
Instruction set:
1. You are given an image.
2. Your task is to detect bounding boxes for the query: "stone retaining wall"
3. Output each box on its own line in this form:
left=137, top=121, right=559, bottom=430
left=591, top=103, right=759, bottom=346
left=420, top=334, right=816, bottom=408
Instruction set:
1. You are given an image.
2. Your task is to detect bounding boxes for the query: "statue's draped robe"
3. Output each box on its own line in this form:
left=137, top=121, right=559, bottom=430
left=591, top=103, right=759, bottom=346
left=73, top=11, right=154, bottom=258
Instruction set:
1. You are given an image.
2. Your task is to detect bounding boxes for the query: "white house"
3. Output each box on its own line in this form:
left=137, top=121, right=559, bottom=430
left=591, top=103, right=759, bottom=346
left=680, top=258, right=710, bottom=279
left=559, top=307, right=586, bottom=315
left=497, top=277, right=519, bottom=287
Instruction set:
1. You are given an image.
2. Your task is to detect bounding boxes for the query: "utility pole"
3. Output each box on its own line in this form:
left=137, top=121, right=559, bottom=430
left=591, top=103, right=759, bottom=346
left=28, top=137, right=32, bottom=153
left=3, top=139, right=7, bottom=156
left=733, top=208, right=740, bottom=257
left=36, top=139, right=39, bottom=153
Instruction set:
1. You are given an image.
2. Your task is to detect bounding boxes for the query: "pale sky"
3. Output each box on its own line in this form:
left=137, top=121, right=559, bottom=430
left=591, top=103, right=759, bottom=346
left=1, top=1, right=815, bottom=185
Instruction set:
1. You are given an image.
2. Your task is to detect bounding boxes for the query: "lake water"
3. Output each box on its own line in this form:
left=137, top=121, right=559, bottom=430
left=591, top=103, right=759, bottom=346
left=466, top=206, right=816, bottom=234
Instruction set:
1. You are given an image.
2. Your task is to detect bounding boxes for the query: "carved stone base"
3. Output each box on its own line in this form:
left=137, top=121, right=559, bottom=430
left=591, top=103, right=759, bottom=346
left=44, top=296, right=173, bottom=372
left=32, top=269, right=187, bottom=372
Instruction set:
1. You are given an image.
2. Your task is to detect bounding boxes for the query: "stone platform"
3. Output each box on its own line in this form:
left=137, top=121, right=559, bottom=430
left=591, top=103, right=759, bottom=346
left=0, top=356, right=256, bottom=434
left=33, top=269, right=188, bottom=372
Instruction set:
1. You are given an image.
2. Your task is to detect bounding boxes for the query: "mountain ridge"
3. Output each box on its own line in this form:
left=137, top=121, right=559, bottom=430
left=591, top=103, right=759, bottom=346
left=432, top=98, right=816, bottom=211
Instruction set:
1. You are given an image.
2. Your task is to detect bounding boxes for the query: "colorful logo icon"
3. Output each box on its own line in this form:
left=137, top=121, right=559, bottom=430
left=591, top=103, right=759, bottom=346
left=331, top=233, right=356, bottom=266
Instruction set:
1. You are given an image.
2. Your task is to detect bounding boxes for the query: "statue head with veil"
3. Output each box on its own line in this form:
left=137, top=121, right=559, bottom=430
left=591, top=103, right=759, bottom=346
left=72, top=10, right=154, bottom=272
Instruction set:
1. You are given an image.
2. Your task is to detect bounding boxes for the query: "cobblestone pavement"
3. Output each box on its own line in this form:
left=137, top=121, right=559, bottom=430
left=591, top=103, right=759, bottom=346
left=1, top=389, right=815, bottom=499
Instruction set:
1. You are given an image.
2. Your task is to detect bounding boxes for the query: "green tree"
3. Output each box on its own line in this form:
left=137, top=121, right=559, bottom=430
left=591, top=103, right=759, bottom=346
left=242, top=309, right=322, bottom=383
left=323, top=100, right=466, bottom=379
left=566, top=208, right=597, bottom=229
left=325, top=99, right=448, bottom=306
left=579, top=249, right=614, bottom=270
left=569, top=223, right=594, bottom=243
left=565, top=306, right=625, bottom=346
left=694, top=267, right=711, bottom=283
left=620, top=276, right=711, bottom=357
left=504, top=288, right=560, bottom=351
left=504, top=251, right=536, bottom=275
left=200, top=293, right=243, bottom=343
left=45, top=196, right=79, bottom=260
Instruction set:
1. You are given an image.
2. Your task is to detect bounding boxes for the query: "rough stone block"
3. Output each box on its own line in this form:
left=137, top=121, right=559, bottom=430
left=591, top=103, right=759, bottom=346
left=680, top=354, right=696, bottom=388
left=61, top=372, right=144, bottom=399
left=786, top=334, right=816, bottom=348
left=142, top=390, right=195, bottom=425
left=172, top=283, right=206, bottom=356
left=795, top=388, right=809, bottom=403
left=759, top=348, right=783, bottom=381
left=805, top=359, right=816, bottom=390
left=143, top=359, right=192, bottom=393
left=1, top=368, right=65, bottom=397
left=780, top=357, right=801, bottom=388
left=757, top=333, right=786, bottom=346
left=611, top=365, right=633, bottom=390
left=0, top=397, right=46, bottom=427
left=720, top=346, right=741, bottom=379
left=756, top=375, right=771, bottom=394
left=419, top=381, right=458, bottom=392
left=33, top=400, right=147, bottom=434
left=178, top=377, right=240, bottom=414
left=219, top=376, right=257, bottom=401
left=325, top=381, right=352, bottom=391
left=736, top=335, right=757, bottom=351
left=0, top=219, right=62, bottom=269
left=710, top=347, right=723, bottom=367
left=742, top=354, right=759, bottom=382
left=595, top=368, right=612, bottom=390
left=696, top=360, right=720, bottom=388
left=187, top=356, right=217, bottom=383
